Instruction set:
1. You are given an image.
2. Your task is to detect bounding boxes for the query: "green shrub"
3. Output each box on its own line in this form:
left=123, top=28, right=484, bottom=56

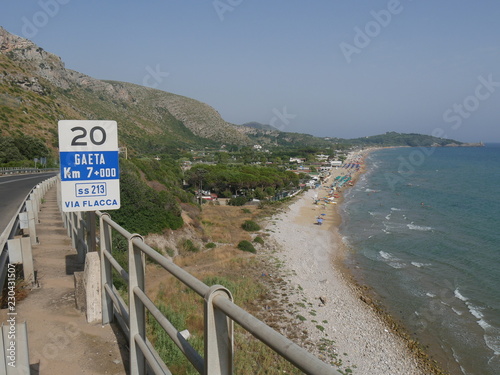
left=237, top=240, right=256, bottom=254
left=148, top=302, right=203, bottom=374
left=165, top=247, right=175, bottom=257
left=253, top=236, right=264, bottom=245
left=220, top=189, right=232, bottom=198
left=241, top=220, right=260, bottom=232
left=228, top=196, right=248, bottom=206
left=205, top=242, right=216, bottom=249
left=181, top=239, right=199, bottom=253
left=110, top=160, right=184, bottom=234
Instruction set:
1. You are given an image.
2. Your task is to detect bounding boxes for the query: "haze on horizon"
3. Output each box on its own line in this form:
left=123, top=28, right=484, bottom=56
left=1, top=1, right=499, bottom=143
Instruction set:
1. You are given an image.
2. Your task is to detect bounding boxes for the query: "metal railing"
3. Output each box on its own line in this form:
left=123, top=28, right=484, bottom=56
left=0, top=167, right=41, bottom=175
left=54, top=175, right=334, bottom=374
left=0, top=167, right=59, bottom=175
left=90, top=211, right=336, bottom=375
left=0, top=176, right=57, bottom=292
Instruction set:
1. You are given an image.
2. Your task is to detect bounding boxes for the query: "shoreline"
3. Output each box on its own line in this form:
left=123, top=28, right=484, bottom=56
left=264, top=148, right=444, bottom=374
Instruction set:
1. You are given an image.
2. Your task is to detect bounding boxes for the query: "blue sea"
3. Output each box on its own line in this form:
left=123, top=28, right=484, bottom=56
left=339, top=144, right=500, bottom=375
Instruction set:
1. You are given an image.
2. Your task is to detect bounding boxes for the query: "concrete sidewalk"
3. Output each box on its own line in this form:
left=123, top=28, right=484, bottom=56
left=0, top=185, right=128, bottom=374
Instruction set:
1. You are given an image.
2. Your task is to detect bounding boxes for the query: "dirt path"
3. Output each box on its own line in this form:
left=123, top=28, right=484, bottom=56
left=0, top=186, right=128, bottom=374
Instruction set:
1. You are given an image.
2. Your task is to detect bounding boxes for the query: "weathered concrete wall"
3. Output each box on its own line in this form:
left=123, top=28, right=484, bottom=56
left=83, top=252, right=101, bottom=323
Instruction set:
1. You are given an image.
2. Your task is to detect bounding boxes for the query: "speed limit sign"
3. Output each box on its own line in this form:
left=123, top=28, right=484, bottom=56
left=58, top=120, right=121, bottom=212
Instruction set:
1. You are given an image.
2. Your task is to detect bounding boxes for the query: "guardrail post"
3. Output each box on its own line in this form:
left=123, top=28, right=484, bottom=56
left=1, top=322, right=31, bottom=374
left=20, top=236, right=34, bottom=284
left=76, top=212, right=86, bottom=262
left=7, top=237, right=34, bottom=286
left=57, top=178, right=63, bottom=214
left=29, top=193, right=39, bottom=223
left=99, top=213, right=113, bottom=325
left=129, top=234, right=146, bottom=375
left=86, top=211, right=96, bottom=253
left=24, top=201, right=38, bottom=246
left=68, top=212, right=76, bottom=245
left=7, top=238, right=23, bottom=264
left=204, top=285, right=234, bottom=375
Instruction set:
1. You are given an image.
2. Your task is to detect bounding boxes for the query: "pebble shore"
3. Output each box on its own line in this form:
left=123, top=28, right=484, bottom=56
left=265, top=155, right=427, bottom=374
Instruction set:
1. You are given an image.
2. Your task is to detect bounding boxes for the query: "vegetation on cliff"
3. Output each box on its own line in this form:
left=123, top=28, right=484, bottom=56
left=109, top=159, right=186, bottom=234
left=0, top=134, right=52, bottom=165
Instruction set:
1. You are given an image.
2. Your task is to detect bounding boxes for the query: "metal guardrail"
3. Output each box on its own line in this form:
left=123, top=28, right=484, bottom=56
left=54, top=175, right=335, bottom=374
left=0, top=167, right=58, bottom=175
left=90, top=211, right=336, bottom=375
left=0, top=176, right=58, bottom=292
left=0, top=167, right=41, bottom=175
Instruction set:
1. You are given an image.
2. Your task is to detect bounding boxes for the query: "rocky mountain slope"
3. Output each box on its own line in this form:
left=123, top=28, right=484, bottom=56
left=0, top=26, right=251, bottom=154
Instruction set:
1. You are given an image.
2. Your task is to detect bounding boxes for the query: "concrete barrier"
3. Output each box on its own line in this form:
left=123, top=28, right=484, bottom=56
left=83, top=252, right=101, bottom=323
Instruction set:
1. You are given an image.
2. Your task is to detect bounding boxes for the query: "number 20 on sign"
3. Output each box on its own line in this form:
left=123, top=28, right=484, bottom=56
left=58, top=120, right=121, bottom=212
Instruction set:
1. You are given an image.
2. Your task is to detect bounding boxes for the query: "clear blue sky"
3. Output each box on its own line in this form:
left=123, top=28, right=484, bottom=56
left=1, top=0, right=499, bottom=142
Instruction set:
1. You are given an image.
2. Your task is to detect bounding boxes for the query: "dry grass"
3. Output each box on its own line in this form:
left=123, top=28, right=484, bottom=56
left=143, top=200, right=316, bottom=374
left=200, top=204, right=258, bottom=244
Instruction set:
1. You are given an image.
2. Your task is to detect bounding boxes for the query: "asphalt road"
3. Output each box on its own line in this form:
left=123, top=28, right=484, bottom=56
left=0, top=172, right=57, bottom=235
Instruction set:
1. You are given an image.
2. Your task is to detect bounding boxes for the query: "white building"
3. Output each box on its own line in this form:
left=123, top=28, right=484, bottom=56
left=316, top=154, right=329, bottom=161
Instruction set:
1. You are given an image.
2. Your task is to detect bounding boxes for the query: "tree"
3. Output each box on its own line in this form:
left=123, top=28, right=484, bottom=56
left=111, top=162, right=183, bottom=233
left=216, top=152, right=230, bottom=164
left=14, top=135, right=49, bottom=160
left=0, top=137, right=24, bottom=164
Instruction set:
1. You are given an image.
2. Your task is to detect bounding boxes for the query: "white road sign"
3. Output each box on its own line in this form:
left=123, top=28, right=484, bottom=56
left=59, top=120, right=120, bottom=212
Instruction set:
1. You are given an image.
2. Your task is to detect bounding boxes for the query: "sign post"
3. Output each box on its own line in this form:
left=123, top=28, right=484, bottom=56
left=58, top=120, right=120, bottom=212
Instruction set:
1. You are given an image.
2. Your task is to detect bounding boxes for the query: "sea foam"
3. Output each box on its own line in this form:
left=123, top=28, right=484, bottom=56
left=379, top=251, right=406, bottom=269
left=411, top=261, right=431, bottom=268
left=454, top=288, right=469, bottom=302
left=407, top=223, right=433, bottom=231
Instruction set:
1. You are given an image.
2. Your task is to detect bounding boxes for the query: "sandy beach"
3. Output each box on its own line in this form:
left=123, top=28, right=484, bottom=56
left=265, top=150, right=427, bottom=374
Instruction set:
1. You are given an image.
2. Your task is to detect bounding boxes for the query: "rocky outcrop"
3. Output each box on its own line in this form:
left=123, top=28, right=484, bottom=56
left=111, top=81, right=251, bottom=145
left=443, top=142, right=484, bottom=147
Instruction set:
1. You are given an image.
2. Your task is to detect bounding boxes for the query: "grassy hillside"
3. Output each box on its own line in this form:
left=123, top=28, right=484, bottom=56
left=0, top=54, right=72, bottom=144
left=0, top=26, right=252, bottom=158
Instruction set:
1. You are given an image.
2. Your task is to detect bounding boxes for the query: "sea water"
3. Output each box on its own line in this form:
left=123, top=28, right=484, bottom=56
left=339, top=144, right=500, bottom=375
